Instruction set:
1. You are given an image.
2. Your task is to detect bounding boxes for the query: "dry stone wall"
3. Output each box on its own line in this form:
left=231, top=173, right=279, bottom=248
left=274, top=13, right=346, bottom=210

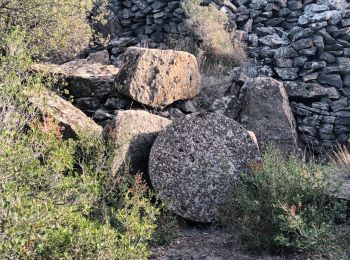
left=109, top=0, right=350, bottom=152
left=235, top=0, right=350, bottom=151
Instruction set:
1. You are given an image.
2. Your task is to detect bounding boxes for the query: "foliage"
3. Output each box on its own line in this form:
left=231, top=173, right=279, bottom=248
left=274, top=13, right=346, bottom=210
left=0, top=0, right=108, bottom=63
left=152, top=209, right=178, bottom=246
left=230, top=148, right=349, bottom=255
left=182, top=0, right=246, bottom=69
left=0, top=30, right=159, bottom=259
left=330, top=144, right=350, bottom=175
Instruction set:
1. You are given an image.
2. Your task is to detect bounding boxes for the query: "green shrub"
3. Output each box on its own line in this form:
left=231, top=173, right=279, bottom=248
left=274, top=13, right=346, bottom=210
left=230, top=148, right=349, bottom=255
left=152, top=209, right=178, bottom=246
left=182, top=0, right=246, bottom=69
left=0, top=30, right=159, bottom=259
left=0, top=0, right=108, bottom=63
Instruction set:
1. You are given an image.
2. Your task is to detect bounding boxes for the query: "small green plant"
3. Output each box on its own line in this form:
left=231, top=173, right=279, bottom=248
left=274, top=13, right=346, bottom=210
left=182, top=0, right=246, bottom=70
left=152, top=209, right=178, bottom=246
left=230, top=148, right=349, bottom=255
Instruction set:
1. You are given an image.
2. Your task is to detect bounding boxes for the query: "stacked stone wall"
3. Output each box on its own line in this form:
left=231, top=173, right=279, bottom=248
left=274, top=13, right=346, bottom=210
left=108, top=0, right=350, bottom=151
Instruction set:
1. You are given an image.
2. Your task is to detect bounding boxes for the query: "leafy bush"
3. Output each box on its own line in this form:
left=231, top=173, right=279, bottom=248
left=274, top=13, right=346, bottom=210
left=0, top=30, right=159, bottom=259
left=182, top=0, right=246, bottom=69
left=230, top=148, right=349, bottom=255
left=0, top=0, right=108, bottom=63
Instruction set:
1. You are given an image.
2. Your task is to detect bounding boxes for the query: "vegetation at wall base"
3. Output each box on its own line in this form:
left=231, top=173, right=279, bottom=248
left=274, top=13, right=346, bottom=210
left=230, top=148, right=349, bottom=256
left=0, top=27, right=159, bottom=260
left=181, top=0, right=246, bottom=71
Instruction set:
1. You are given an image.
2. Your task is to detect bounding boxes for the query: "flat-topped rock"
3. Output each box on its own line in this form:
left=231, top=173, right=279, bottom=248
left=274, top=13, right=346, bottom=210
left=104, top=110, right=171, bottom=175
left=33, top=51, right=120, bottom=97
left=114, top=47, right=201, bottom=107
left=149, top=113, right=260, bottom=223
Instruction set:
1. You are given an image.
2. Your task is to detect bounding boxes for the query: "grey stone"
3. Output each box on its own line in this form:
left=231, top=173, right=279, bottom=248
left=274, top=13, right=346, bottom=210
left=75, top=97, right=100, bottom=110
left=259, top=34, right=286, bottom=48
left=317, top=74, right=343, bottom=88
left=293, top=38, right=314, bottom=51
left=336, top=57, right=350, bottom=74
left=114, top=47, right=201, bottom=107
left=335, top=117, right=350, bottom=126
left=322, top=116, right=336, bottom=124
left=104, top=110, right=171, bottom=175
left=312, top=102, right=329, bottom=111
left=209, top=95, right=241, bottom=120
left=304, top=61, right=326, bottom=71
left=274, top=46, right=299, bottom=59
left=310, top=10, right=341, bottom=23
left=149, top=113, right=260, bottom=223
left=302, top=115, right=322, bottom=126
left=93, top=108, right=114, bottom=121
left=316, top=29, right=336, bottom=45
left=275, top=67, right=299, bottom=80
left=304, top=4, right=329, bottom=15
left=302, top=72, right=319, bottom=82
left=331, top=98, right=349, bottom=112
left=343, top=75, right=350, bottom=87
left=319, top=52, right=336, bottom=63
left=256, top=27, right=276, bottom=37
left=294, top=56, right=308, bottom=67
left=276, top=59, right=294, bottom=67
left=239, top=77, right=298, bottom=155
left=175, top=100, right=197, bottom=113
left=104, top=97, right=129, bottom=110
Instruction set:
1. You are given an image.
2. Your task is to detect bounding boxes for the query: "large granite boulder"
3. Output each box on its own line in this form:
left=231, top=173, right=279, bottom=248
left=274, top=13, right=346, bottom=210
left=114, top=47, right=201, bottom=107
left=149, top=113, right=261, bottom=223
left=103, top=110, right=171, bottom=175
left=27, top=90, right=102, bottom=139
left=33, top=51, right=120, bottom=98
left=239, top=77, right=298, bottom=155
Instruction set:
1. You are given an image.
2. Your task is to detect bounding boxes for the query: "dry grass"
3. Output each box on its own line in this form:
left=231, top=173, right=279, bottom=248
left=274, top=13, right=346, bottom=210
left=330, top=145, right=350, bottom=174
left=181, top=0, right=246, bottom=71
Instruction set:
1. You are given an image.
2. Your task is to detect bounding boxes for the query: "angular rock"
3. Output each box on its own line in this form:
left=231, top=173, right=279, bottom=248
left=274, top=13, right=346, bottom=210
left=114, top=47, right=201, bottom=107
left=28, top=90, right=102, bottom=139
left=317, top=73, right=343, bottom=89
left=239, top=77, right=298, bottom=155
left=149, top=113, right=260, bottom=223
left=33, top=55, right=119, bottom=98
left=209, top=95, right=241, bottom=120
left=275, top=67, right=299, bottom=80
left=258, top=34, right=286, bottom=48
left=104, top=110, right=171, bottom=175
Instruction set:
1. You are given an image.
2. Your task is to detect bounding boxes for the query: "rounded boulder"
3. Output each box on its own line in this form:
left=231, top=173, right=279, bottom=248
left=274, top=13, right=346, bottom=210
left=149, top=113, right=260, bottom=223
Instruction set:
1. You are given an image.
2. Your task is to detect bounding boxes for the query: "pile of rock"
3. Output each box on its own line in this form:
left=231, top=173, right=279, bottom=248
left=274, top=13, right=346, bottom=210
left=231, top=0, right=350, bottom=151
left=110, top=0, right=186, bottom=43
left=106, top=0, right=350, bottom=151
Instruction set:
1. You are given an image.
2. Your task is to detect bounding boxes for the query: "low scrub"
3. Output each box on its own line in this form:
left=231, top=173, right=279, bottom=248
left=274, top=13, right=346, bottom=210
left=230, top=148, right=349, bottom=256
left=0, top=31, right=159, bottom=259
left=181, top=0, right=246, bottom=70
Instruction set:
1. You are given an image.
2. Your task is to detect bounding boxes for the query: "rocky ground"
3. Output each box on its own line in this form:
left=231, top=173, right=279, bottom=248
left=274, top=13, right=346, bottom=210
left=151, top=226, right=261, bottom=260
left=151, top=224, right=350, bottom=260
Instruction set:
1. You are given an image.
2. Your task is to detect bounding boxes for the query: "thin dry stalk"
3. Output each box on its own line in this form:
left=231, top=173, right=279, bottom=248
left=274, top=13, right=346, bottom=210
left=330, top=145, right=350, bottom=174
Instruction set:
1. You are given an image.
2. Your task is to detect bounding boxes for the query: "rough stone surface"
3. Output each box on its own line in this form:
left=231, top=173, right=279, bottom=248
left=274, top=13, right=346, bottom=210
left=28, top=90, right=102, bottom=139
left=239, top=77, right=298, bottom=155
left=33, top=51, right=119, bottom=98
left=104, top=110, right=171, bottom=175
left=114, top=47, right=201, bottom=107
left=149, top=113, right=260, bottom=223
